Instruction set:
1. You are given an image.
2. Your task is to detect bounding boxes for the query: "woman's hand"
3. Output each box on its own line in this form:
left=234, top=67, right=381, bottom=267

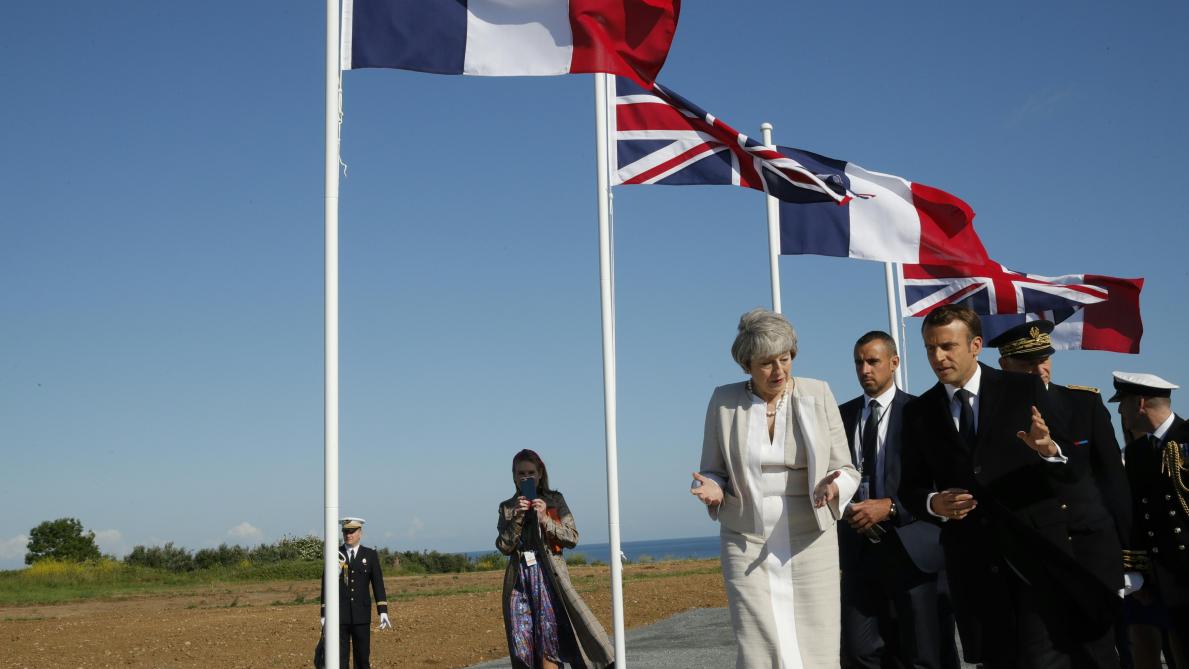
left=812, top=470, right=842, bottom=508
left=531, top=498, right=548, bottom=522
left=690, top=472, right=724, bottom=508
left=513, top=496, right=530, bottom=517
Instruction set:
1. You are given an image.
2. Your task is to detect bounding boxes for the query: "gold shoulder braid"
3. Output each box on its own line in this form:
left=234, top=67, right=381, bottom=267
left=1066, top=384, right=1100, bottom=393
left=1161, top=441, right=1189, bottom=517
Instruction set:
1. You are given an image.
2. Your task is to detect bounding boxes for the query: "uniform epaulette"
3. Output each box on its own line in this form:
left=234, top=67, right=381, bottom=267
left=1066, top=384, right=1100, bottom=393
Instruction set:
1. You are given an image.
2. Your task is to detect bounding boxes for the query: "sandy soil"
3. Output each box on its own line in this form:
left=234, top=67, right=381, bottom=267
left=0, top=560, right=726, bottom=668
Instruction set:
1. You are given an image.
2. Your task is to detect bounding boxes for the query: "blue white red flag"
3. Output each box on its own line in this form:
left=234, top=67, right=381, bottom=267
left=612, top=78, right=850, bottom=204
left=901, top=263, right=1143, bottom=353
left=342, top=0, right=681, bottom=87
left=776, top=148, right=989, bottom=265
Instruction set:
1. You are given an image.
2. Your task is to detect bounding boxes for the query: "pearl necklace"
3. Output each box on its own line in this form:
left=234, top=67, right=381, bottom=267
left=747, top=381, right=787, bottom=418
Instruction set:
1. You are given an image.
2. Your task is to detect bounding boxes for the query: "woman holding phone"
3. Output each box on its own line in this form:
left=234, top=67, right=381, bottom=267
left=496, top=449, right=614, bottom=669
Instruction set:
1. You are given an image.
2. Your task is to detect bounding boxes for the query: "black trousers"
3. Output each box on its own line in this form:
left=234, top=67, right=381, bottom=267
left=978, top=574, right=1118, bottom=669
left=841, top=530, right=943, bottom=669
left=339, top=623, right=371, bottom=668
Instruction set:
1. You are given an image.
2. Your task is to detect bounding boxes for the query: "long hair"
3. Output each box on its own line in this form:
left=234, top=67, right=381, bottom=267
left=511, top=449, right=552, bottom=494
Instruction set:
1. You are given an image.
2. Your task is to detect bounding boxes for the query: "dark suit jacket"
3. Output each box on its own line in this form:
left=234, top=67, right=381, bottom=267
left=899, top=363, right=1121, bottom=662
left=1125, top=415, right=1189, bottom=605
left=320, top=545, right=388, bottom=625
left=839, top=388, right=943, bottom=574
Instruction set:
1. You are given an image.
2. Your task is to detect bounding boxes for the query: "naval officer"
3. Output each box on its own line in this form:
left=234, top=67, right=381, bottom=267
left=320, top=517, right=390, bottom=668
left=1110, top=372, right=1189, bottom=667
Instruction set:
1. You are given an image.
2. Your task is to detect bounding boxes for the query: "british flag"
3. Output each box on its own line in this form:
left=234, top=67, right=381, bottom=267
left=901, top=262, right=1144, bottom=353
left=612, top=78, right=849, bottom=205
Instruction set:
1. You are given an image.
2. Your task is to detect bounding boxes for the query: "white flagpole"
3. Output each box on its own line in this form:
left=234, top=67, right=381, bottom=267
left=760, top=123, right=782, bottom=313
left=323, top=0, right=342, bottom=666
left=895, top=262, right=909, bottom=390
left=884, top=262, right=904, bottom=390
left=594, top=72, right=627, bottom=667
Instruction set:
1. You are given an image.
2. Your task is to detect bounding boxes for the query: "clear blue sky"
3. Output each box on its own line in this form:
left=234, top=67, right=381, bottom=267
left=2, top=2, right=1186, bottom=569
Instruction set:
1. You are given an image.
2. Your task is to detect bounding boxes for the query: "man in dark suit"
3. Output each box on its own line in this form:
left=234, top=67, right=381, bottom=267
left=839, top=330, right=956, bottom=669
left=320, top=517, right=390, bottom=668
left=1110, top=372, right=1188, bottom=667
left=899, top=305, right=1124, bottom=668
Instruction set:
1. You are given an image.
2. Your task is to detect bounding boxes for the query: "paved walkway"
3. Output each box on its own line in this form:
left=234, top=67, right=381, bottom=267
left=466, top=607, right=736, bottom=669
left=467, top=607, right=982, bottom=668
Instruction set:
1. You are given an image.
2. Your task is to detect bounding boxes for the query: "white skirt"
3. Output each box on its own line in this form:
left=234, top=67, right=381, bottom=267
left=720, top=495, right=841, bottom=669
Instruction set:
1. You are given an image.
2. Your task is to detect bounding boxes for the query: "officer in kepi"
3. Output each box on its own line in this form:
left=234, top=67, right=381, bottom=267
left=320, top=517, right=390, bottom=668
left=1109, top=372, right=1189, bottom=666
left=987, top=320, right=1133, bottom=666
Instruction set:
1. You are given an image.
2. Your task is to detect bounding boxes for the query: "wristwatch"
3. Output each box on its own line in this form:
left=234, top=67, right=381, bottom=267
left=888, top=501, right=898, bottom=519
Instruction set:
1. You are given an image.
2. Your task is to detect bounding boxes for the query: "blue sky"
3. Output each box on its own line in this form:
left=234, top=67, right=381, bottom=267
left=2, top=2, right=1186, bottom=569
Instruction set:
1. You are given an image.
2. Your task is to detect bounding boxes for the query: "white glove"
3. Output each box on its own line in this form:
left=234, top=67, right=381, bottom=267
left=1121, top=571, right=1145, bottom=597
left=320, top=617, right=325, bottom=628
left=378, top=612, right=391, bottom=630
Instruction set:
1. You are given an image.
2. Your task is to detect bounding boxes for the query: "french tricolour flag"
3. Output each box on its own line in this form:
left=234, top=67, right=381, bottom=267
left=777, top=148, right=989, bottom=266
left=341, top=0, right=681, bottom=86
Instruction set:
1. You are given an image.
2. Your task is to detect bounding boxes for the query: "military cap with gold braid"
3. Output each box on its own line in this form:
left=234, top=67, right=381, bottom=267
left=987, top=320, right=1056, bottom=361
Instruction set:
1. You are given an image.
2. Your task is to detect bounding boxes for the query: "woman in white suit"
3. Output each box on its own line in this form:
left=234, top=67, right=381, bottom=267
left=692, top=308, right=859, bottom=668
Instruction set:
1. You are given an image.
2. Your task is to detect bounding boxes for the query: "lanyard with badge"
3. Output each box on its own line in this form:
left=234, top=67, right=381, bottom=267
left=856, top=402, right=891, bottom=502
left=518, top=477, right=540, bottom=567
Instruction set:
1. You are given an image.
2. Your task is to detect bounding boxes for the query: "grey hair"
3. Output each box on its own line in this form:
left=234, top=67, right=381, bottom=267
left=731, top=308, right=798, bottom=372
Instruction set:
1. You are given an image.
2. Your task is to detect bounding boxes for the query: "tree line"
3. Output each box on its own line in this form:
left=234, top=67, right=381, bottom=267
left=20, top=517, right=510, bottom=574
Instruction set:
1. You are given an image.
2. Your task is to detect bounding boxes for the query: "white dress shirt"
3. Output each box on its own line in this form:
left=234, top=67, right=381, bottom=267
left=853, top=384, right=897, bottom=499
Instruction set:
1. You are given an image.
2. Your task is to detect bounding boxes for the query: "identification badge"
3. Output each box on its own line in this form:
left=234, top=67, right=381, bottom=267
left=857, top=478, right=871, bottom=502
left=522, top=550, right=537, bottom=567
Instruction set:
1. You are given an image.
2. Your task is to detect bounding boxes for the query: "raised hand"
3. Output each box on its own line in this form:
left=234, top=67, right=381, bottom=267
left=1016, top=405, right=1058, bottom=457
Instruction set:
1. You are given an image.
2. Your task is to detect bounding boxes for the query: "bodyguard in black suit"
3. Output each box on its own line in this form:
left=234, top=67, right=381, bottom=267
left=1110, top=372, right=1189, bottom=667
left=839, top=331, right=956, bottom=669
left=899, top=305, right=1123, bottom=669
left=320, top=518, right=390, bottom=668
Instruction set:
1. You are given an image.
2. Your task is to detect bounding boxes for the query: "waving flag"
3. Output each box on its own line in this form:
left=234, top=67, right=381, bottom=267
left=901, top=263, right=1143, bottom=353
left=776, top=149, right=990, bottom=265
left=612, top=78, right=850, bottom=204
left=342, top=0, right=681, bottom=87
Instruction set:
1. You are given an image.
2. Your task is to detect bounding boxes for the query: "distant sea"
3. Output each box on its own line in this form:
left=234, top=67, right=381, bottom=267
left=466, top=535, right=720, bottom=564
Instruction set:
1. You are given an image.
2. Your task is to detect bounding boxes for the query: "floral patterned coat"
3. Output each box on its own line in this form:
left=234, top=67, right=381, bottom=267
left=496, top=490, right=615, bottom=669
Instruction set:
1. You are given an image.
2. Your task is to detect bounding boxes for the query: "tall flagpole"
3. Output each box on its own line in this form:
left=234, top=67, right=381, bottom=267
left=323, top=0, right=341, bottom=666
left=884, top=262, right=904, bottom=390
left=593, top=72, right=627, bottom=666
left=896, top=262, right=909, bottom=390
left=760, top=123, right=782, bottom=313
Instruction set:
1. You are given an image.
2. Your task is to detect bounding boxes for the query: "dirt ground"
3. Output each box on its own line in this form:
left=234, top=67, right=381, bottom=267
left=0, top=560, right=726, bottom=668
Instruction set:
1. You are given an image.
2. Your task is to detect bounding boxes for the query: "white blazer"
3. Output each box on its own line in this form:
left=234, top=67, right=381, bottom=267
left=699, top=377, right=860, bottom=540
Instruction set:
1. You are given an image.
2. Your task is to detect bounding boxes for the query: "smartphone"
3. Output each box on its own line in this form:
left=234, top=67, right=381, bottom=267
left=518, top=477, right=537, bottom=501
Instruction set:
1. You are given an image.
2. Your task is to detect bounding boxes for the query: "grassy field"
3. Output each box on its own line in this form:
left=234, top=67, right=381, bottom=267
left=0, top=558, right=327, bottom=605
left=0, top=557, right=722, bottom=607
left=0, top=559, right=728, bottom=667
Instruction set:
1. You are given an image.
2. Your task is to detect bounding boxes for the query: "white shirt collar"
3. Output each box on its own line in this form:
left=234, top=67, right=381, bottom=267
left=944, top=363, right=982, bottom=402
left=1153, top=413, right=1177, bottom=440
left=865, top=383, right=898, bottom=409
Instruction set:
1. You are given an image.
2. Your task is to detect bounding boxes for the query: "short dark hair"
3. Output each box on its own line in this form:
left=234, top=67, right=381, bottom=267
left=921, top=305, right=982, bottom=341
left=854, top=330, right=897, bottom=356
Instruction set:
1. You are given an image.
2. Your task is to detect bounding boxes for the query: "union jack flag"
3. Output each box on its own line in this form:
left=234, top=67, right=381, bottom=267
left=901, top=263, right=1144, bottom=352
left=612, top=78, right=849, bottom=205
left=901, top=262, right=1110, bottom=317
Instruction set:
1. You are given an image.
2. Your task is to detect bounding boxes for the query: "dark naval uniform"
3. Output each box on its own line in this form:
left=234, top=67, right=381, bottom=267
left=1125, top=416, right=1189, bottom=625
left=1047, top=382, right=1132, bottom=588
left=321, top=544, right=388, bottom=668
